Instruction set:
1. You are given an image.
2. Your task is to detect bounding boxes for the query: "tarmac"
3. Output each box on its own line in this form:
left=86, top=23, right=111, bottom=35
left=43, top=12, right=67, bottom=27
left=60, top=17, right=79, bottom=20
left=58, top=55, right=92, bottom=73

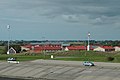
left=0, top=60, right=120, bottom=80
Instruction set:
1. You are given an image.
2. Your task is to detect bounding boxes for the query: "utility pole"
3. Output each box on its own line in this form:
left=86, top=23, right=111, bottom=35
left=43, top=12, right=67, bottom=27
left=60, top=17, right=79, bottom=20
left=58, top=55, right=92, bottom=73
left=7, top=25, right=10, bottom=54
left=87, top=32, right=90, bottom=51
left=42, top=37, right=46, bottom=59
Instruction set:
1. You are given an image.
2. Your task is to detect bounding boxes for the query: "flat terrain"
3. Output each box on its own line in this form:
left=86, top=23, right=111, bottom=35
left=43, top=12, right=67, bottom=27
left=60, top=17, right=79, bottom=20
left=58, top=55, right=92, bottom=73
left=0, top=60, right=120, bottom=80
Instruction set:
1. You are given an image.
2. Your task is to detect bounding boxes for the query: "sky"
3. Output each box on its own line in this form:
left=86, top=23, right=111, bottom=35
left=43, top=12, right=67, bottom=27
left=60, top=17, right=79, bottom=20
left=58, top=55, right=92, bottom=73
left=0, top=0, right=120, bottom=40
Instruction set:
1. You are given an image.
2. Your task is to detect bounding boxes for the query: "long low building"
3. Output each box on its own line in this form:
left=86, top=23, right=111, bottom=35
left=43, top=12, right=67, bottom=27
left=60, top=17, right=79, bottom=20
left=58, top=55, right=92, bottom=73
left=93, top=46, right=115, bottom=52
left=21, top=44, right=119, bottom=53
left=21, top=44, right=62, bottom=53
left=64, top=46, right=93, bottom=51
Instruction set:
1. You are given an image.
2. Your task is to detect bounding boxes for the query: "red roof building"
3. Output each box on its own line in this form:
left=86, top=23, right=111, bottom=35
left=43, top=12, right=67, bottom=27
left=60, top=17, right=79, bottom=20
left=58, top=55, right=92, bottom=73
left=65, top=46, right=93, bottom=51
left=94, top=46, right=115, bottom=52
left=22, top=44, right=62, bottom=53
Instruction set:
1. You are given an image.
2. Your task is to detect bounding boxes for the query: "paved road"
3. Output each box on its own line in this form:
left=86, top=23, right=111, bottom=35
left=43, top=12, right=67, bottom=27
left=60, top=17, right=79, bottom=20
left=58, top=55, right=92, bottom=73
left=0, top=60, right=120, bottom=80
left=0, top=77, right=26, bottom=80
left=32, top=59, right=120, bottom=68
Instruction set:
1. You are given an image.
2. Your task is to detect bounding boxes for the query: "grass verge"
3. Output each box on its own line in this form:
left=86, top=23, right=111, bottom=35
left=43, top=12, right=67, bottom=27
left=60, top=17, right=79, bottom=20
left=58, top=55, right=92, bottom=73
left=0, top=51, right=120, bottom=62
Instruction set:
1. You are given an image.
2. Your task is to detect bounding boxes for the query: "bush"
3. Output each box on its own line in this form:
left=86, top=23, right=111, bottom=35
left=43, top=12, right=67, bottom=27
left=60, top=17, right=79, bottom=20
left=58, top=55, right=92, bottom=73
left=106, top=57, right=114, bottom=61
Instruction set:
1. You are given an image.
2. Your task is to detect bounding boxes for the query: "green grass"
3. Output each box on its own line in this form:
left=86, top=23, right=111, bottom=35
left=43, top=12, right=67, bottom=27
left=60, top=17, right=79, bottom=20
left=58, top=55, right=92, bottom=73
left=0, top=51, right=120, bottom=63
left=0, top=53, right=50, bottom=61
left=53, top=51, right=120, bottom=62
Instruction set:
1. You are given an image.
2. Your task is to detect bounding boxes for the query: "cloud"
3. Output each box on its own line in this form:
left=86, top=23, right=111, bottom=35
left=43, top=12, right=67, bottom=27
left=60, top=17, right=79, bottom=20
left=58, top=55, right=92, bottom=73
left=32, top=0, right=120, bottom=25
left=0, top=0, right=120, bottom=27
left=61, top=15, right=80, bottom=23
left=91, top=15, right=120, bottom=26
left=0, top=0, right=120, bottom=40
left=0, top=0, right=120, bottom=20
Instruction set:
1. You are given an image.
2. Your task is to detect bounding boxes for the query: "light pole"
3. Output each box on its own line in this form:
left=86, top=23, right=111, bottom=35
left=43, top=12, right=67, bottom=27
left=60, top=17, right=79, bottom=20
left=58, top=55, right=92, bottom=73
left=87, top=32, right=90, bottom=51
left=7, top=25, right=10, bottom=54
left=42, top=37, right=45, bottom=59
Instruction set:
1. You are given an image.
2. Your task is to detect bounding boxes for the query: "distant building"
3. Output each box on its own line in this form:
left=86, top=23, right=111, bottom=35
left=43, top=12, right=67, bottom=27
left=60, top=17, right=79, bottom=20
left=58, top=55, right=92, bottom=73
left=65, top=45, right=94, bottom=51
left=7, top=47, right=16, bottom=54
left=94, top=46, right=115, bottom=52
left=22, top=44, right=62, bottom=53
left=65, top=46, right=86, bottom=51
left=21, top=46, right=30, bottom=51
left=114, top=46, right=120, bottom=51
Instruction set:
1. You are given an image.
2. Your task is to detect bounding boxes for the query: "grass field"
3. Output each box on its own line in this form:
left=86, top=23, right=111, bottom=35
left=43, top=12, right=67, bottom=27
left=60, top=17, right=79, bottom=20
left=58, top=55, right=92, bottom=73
left=52, top=51, right=120, bottom=63
left=0, top=53, right=47, bottom=61
left=54, top=51, right=120, bottom=62
left=0, top=51, right=120, bottom=63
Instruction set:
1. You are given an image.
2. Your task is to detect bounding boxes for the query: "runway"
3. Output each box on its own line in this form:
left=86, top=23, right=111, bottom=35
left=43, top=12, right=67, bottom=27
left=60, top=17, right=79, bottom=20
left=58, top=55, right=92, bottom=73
left=0, top=60, right=120, bottom=80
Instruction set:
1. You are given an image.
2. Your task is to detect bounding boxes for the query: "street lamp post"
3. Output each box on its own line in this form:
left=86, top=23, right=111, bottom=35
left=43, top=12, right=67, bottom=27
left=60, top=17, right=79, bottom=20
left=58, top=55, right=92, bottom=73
left=7, top=25, right=10, bottom=54
left=87, top=32, right=90, bottom=51
left=42, top=37, right=46, bottom=59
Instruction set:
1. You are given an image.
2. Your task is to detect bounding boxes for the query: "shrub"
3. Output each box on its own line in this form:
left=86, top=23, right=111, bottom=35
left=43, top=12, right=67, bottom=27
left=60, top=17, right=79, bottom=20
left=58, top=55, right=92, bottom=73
left=106, top=57, right=114, bottom=61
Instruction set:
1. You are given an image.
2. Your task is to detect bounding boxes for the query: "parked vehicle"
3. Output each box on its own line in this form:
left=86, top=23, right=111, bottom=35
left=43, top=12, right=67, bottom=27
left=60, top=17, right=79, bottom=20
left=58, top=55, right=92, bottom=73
left=7, top=58, right=19, bottom=64
left=83, top=61, right=94, bottom=66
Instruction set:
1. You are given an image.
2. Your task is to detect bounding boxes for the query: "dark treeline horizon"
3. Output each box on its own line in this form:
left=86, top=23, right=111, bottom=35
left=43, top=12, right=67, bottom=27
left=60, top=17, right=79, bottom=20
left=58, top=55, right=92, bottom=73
left=0, top=40, right=120, bottom=46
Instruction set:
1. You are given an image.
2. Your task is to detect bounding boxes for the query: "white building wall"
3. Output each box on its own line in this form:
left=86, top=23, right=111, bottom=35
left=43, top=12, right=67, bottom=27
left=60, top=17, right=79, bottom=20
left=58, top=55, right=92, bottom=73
left=94, top=47, right=105, bottom=52
left=21, top=46, right=30, bottom=51
left=114, top=47, right=120, bottom=51
left=65, top=47, right=69, bottom=51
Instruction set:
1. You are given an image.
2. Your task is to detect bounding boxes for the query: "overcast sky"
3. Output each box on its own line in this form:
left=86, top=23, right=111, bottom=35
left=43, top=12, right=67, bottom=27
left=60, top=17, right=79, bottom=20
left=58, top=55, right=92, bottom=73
left=0, top=0, right=120, bottom=40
